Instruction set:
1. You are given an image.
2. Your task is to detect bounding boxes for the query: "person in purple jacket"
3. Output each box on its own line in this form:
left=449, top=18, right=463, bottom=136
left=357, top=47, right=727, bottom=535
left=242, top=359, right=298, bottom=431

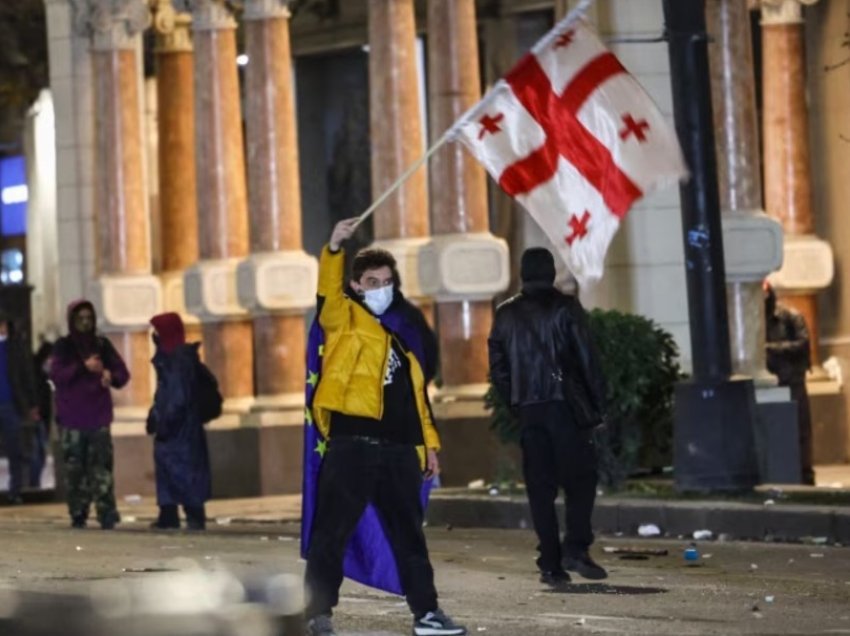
left=49, top=300, right=130, bottom=529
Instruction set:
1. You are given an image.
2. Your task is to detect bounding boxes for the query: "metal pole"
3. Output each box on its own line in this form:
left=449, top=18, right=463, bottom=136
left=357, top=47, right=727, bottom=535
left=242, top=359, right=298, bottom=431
left=662, top=0, right=759, bottom=492
left=662, top=0, right=732, bottom=383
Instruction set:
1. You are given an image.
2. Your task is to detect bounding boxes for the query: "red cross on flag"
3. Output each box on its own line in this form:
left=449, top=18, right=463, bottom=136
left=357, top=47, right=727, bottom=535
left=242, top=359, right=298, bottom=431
left=448, top=15, right=687, bottom=286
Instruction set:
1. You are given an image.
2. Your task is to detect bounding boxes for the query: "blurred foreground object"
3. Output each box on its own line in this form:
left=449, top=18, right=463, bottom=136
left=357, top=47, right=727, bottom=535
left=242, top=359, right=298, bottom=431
left=0, top=568, right=304, bottom=636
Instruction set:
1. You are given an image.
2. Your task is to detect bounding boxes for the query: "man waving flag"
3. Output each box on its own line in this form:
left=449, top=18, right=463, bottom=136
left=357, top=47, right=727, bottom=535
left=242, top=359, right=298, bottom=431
left=448, top=9, right=686, bottom=286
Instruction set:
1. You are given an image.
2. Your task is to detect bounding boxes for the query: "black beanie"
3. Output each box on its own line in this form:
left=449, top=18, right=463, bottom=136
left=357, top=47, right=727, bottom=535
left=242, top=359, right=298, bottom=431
left=520, top=248, right=556, bottom=284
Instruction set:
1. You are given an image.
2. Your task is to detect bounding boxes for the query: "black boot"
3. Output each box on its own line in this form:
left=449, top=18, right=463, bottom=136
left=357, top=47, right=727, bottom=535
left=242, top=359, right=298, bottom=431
left=99, top=509, right=121, bottom=530
left=184, top=505, right=206, bottom=531
left=151, top=504, right=180, bottom=530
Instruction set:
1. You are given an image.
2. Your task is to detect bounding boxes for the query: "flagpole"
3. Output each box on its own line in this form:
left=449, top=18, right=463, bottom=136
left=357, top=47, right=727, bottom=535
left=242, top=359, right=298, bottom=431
left=354, top=131, right=453, bottom=228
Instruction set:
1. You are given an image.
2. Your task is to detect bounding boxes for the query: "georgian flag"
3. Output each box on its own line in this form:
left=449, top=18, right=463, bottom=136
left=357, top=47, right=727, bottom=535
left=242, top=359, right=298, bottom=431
left=448, top=13, right=686, bottom=286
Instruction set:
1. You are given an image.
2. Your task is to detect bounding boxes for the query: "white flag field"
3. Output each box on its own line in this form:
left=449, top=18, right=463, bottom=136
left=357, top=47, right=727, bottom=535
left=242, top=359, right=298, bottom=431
left=447, top=11, right=687, bottom=286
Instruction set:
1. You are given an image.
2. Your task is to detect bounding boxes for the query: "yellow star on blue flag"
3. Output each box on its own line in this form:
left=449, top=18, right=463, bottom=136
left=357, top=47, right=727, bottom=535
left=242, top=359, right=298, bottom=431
left=305, top=407, right=313, bottom=426
left=314, top=439, right=327, bottom=458
left=307, top=370, right=319, bottom=387
left=318, top=344, right=324, bottom=357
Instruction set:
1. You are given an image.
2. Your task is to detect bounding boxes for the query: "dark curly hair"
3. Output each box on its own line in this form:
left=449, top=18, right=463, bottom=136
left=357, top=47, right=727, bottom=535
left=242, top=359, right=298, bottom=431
left=351, top=247, right=400, bottom=285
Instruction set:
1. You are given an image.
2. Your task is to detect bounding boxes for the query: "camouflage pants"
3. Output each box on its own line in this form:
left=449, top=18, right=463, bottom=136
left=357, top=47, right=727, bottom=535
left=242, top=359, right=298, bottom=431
left=60, top=427, right=118, bottom=524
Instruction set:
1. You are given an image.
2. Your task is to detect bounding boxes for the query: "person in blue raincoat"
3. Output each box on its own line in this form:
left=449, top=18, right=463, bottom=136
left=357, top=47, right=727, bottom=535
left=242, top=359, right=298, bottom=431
left=146, top=312, right=214, bottom=530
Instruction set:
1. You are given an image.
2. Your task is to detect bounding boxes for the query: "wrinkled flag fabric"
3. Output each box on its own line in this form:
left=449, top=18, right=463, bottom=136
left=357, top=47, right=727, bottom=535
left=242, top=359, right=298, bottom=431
left=300, top=318, right=432, bottom=595
left=449, top=13, right=686, bottom=286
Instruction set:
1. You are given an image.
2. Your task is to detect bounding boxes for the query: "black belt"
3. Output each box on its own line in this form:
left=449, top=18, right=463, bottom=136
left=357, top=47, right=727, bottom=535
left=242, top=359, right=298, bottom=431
left=331, top=435, right=407, bottom=447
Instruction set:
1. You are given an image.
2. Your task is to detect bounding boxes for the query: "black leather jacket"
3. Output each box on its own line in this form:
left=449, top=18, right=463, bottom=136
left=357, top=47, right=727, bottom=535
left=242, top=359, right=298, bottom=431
left=766, top=305, right=810, bottom=385
left=488, top=284, right=607, bottom=424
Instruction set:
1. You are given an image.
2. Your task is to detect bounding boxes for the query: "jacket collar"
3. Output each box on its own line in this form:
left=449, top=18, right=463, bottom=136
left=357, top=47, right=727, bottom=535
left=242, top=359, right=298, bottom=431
left=521, top=281, right=556, bottom=295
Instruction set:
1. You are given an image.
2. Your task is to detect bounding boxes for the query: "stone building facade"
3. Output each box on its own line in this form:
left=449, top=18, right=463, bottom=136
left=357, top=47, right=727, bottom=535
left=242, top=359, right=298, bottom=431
left=25, top=0, right=849, bottom=496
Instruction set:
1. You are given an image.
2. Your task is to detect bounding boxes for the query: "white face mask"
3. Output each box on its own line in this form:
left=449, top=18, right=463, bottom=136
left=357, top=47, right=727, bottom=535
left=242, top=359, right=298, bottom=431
left=363, top=285, right=394, bottom=316
left=0, top=334, right=7, bottom=342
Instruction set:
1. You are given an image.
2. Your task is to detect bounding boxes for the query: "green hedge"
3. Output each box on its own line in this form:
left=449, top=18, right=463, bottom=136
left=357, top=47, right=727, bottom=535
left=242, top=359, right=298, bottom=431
left=485, top=308, right=684, bottom=489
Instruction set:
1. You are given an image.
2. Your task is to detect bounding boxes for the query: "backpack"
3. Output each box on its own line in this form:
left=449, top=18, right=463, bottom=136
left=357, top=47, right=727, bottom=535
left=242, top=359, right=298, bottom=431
left=195, top=362, right=223, bottom=424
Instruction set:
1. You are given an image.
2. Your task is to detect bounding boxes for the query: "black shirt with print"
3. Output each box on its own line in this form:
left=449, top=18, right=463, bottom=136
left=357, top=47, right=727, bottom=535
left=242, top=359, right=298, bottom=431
left=330, top=337, right=425, bottom=445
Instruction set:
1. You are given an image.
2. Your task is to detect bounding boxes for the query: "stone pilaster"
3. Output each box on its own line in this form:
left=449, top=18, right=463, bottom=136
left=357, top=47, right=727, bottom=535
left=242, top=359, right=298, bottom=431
left=183, top=0, right=254, bottom=414
left=151, top=0, right=201, bottom=342
left=47, top=0, right=97, bottom=319
left=238, top=0, right=317, bottom=417
left=706, top=0, right=783, bottom=383
left=759, top=0, right=834, bottom=370
left=364, top=0, right=435, bottom=322
left=425, top=0, right=509, bottom=397
left=72, top=0, right=160, bottom=420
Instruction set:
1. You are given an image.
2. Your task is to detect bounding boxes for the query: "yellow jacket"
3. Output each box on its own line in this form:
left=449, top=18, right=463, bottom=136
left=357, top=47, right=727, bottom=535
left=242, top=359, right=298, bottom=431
left=311, top=246, right=441, bottom=454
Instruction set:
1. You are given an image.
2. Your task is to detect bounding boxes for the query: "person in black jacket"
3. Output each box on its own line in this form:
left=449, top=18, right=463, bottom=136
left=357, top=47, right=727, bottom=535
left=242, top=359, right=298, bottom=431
left=146, top=312, right=214, bottom=530
left=764, top=282, right=814, bottom=485
left=488, top=248, right=608, bottom=585
left=0, top=310, right=39, bottom=504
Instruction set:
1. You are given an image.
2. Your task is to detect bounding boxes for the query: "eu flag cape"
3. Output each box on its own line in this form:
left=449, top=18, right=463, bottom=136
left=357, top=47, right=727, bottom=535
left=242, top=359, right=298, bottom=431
left=300, top=312, right=433, bottom=595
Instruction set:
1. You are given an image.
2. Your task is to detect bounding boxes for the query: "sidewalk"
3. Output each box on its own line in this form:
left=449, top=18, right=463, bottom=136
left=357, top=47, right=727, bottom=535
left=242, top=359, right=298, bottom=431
left=0, top=494, right=302, bottom=526
left=2, top=466, right=848, bottom=544
left=421, top=463, right=850, bottom=544
left=426, top=489, right=850, bottom=544
left=2, top=490, right=848, bottom=545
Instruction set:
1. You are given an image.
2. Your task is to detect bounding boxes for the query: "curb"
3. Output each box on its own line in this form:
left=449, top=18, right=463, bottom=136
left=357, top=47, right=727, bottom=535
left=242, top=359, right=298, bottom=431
left=425, top=495, right=850, bottom=544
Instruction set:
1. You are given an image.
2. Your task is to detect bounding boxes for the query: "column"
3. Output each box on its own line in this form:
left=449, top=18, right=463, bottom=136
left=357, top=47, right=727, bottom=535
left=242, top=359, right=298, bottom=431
left=238, top=0, right=317, bottom=413
left=366, top=0, right=433, bottom=317
left=705, top=0, right=783, bottom=381
left=759, top=0, right=834, bottom=370
left=76, top=0, right=162, bottom=417
left=425, top=0, right=509, bottom=394
left=151, top=0, right=202, bottom=343
left=183, top=0, right=254, bottom=410
left=368, top=0, right=428, bottom=242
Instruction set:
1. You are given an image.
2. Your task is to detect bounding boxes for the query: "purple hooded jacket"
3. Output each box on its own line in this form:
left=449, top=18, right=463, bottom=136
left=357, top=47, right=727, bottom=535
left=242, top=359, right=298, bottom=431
left=49, top=300, right=130, bottom=430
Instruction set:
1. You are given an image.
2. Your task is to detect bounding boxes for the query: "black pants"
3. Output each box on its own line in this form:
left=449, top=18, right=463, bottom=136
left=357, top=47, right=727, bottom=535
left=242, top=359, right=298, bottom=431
left=0, top=404, right=23, bottom=497
left=789, top=381, right=815, bottom=485
left=304, top=437, right=437, bottom=619
left=519, top=401, right=597, bottom=572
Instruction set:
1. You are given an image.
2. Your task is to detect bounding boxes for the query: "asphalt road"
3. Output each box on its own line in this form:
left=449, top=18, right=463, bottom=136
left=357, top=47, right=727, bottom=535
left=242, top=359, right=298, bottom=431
left=1, top=518, right=849, bottom=635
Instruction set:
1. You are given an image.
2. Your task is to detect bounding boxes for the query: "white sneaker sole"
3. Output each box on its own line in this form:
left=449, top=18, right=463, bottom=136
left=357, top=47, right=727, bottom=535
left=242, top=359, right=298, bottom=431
left=413, top=627, right=467, bottom=636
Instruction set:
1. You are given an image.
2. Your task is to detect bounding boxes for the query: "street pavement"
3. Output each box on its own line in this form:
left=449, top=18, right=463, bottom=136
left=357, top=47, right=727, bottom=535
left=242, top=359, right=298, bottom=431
left=0, top=508, right=849, bottom=635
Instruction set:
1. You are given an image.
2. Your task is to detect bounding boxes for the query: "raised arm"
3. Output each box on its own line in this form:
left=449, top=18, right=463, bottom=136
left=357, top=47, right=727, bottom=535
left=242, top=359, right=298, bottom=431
left=317, top=218, right=359, bottom=331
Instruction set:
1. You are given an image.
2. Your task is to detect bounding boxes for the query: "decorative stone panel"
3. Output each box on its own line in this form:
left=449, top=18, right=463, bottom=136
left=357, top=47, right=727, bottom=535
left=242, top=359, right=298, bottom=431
left=722, top=212, right=784, bottom=282
left=183, top=258, right=248, bottom=320
left=236, top=250, right=318, bottom=314
left=418, top=232, right=510, bottom=302
left=88, top=273, right=162, bottom=328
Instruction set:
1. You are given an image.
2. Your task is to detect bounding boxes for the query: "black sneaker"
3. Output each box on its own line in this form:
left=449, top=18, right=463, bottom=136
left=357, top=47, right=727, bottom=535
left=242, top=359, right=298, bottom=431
left=412, top=609, right=467, bottom=636
left=540, top=569, right=571, bottom=586
left=563, top=552, right=608, bottom=580
left=150, top=519, right=180, bottom=530
left=305, top=614, right=336, bottom=636
left=71, top=516, right=87, bottom=529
